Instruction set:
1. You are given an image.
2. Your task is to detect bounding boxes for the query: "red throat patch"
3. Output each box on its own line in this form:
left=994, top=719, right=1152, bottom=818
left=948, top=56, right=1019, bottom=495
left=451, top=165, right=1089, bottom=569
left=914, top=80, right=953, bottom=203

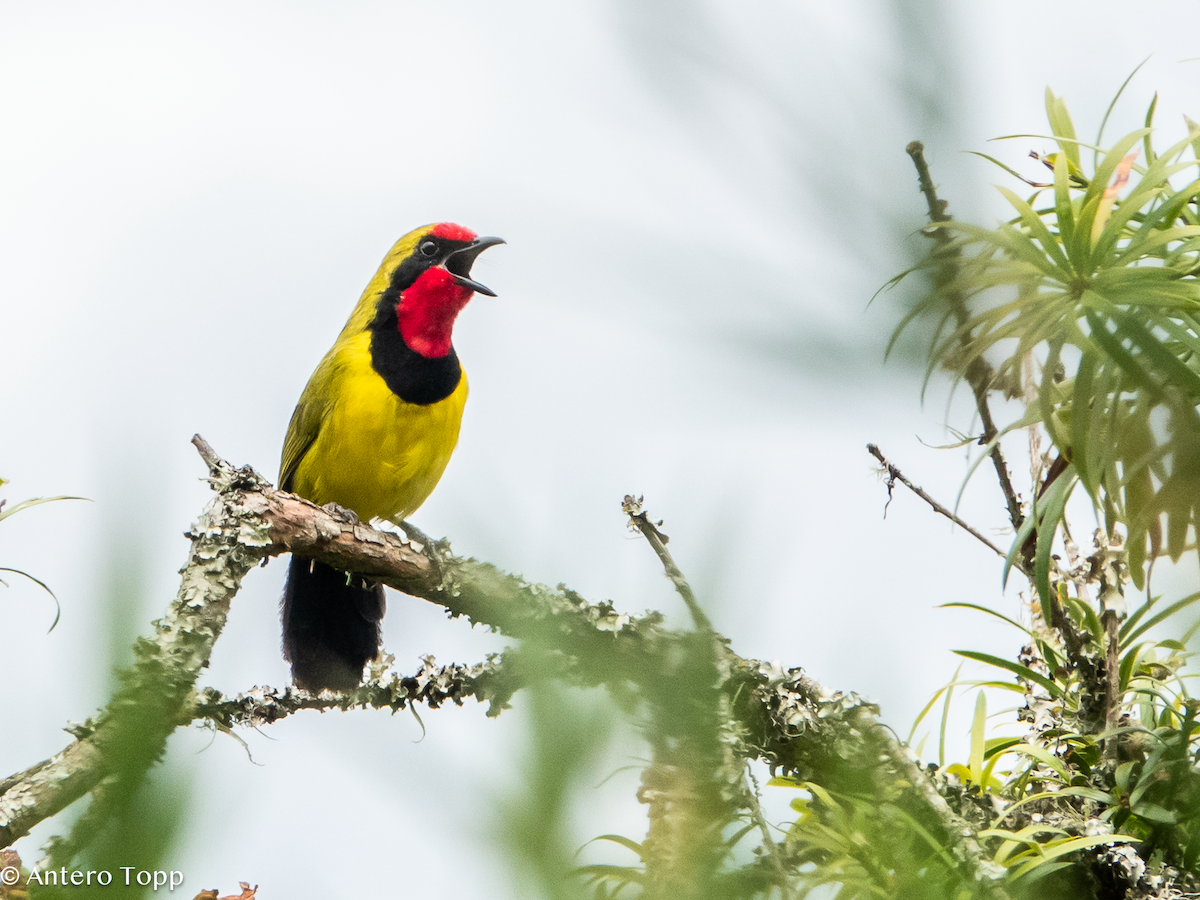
left=397, top=267, right=474, bottom=358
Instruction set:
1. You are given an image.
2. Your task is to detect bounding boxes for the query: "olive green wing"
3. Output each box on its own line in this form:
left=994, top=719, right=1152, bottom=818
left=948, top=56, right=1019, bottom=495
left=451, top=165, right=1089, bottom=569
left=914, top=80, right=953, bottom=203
left=279, top=355, right=338, bottom=494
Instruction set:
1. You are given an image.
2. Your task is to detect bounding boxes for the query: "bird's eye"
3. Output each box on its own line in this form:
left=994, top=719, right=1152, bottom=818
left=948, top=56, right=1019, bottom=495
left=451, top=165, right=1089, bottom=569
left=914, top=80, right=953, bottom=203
left=419, top=240, right=439, bottom=258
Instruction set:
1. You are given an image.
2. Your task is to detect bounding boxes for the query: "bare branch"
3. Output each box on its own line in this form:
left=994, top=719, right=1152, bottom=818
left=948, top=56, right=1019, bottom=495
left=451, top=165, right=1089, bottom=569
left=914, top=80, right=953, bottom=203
left=867, top=443, right=1012, bottom=564
left=906, top=142, right=1025, bottom=538
left=622, top=494, right=711, bottom=631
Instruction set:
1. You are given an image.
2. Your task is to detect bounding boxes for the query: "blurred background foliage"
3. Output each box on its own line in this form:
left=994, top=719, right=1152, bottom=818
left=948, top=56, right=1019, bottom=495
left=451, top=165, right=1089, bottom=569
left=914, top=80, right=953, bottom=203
left=897, top=84, right=1200, bottom=593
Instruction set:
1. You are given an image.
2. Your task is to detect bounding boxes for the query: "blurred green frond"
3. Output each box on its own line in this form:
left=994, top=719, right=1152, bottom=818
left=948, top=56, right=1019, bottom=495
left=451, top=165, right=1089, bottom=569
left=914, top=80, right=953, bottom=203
left=898, top=90, right=1200, bottom=587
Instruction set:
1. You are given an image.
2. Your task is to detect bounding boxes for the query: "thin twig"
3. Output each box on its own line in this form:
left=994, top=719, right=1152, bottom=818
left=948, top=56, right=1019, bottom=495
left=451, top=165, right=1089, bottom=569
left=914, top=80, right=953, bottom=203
left=622, top=494, right=711, bottom=631
left=906, top=141, right=1025, bottom=538
left=867, top=443, right=1010, bottom=562
left=745, top=767, right=794, bottom=900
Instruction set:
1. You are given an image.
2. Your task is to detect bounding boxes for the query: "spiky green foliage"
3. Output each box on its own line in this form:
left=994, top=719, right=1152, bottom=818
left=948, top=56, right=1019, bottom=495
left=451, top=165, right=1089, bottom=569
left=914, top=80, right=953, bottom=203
left=859, top=86, right=1200, bottom=898
left=896, top=89, right=1200, bottom=593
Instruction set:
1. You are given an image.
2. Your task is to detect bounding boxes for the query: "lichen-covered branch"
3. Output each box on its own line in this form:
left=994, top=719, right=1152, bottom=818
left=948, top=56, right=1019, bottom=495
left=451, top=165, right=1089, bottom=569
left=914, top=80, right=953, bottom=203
left=623, top=492, right=1010, bottom=899
left=0, top=444, right=268, bottom=849
left=0, top=439, right=652, bottom=850
left=188, top=654, right=517, bottom=727
left=730, top=664, right=1013, bottom=900
left=0, top=438, right=1015, bottom=897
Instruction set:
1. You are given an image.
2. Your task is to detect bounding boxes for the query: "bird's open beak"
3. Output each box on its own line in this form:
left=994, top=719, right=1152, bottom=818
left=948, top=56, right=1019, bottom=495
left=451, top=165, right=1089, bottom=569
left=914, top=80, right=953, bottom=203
left=445, top=236, right=505, bottom=296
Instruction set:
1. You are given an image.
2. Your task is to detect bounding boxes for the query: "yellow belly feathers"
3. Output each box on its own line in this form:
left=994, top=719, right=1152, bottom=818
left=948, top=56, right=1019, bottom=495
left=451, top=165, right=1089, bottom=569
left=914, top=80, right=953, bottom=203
left=284, top=329, right=468, bottom=524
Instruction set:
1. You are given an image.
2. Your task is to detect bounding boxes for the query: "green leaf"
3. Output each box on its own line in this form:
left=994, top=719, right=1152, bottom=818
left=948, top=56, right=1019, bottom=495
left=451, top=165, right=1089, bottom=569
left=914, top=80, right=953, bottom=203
left=1011, top=860, right=1075, bottom=886
left=1154, top=310, right=1200, bottom=361
left=0, top=495, right=88, bottom=523
left=969, top=691, right=987, bottom=786
left=983, top=736, right=1022, bottom=759
left=1106, top=307, right=1200, bottom=399
left=572, top=864, right=644, bottom=883
left=989, top=787, right=1117, bottom=830
left=1122, top=591, right=1200, bottom=647
left=1119, top=642, right=1148, bottom=692
left=1003, top=512, right=1037, bottom=589
left=1064, top=595, right=1103, bottom=644
left=952, top=650, right=1065, bottom=699
left=1084, top=309, right=1163, bottom=402
left=1188, top=115, right=1200, bottom=161
left=0, top=566, right=61, bottom=632
left=968, top=151, right=1049, bottom=187
left=908, top=680, right=956, bottom=749
left=1144, top=91, right=1158, bottom=162
left=938, top=663, right=964, bottom=768
left=937, top=602, right=1029, bottom=634
left=585, top=835, right=645, bottom=859
left=1007, top=742, right=1071, bottom=783
left=1112, top=223, right=1200, bottom=264
left=1046, top=87, right=1082, bottom=169
left=1095, top=58, right=1150, bottom=161
left=996, top=185, right=1073, bottom=275
left=1054, top=151, right=1077, bottom=260
left=1074, top=129, right=1143, bottom=257
left=1071, top=349, right=1099, bottom=494
left=1010, top=834, right=1138, bottom=879
left=1034, top=469, right=1078, bottom=614
left=1131, top=802, right=1178, bottom=825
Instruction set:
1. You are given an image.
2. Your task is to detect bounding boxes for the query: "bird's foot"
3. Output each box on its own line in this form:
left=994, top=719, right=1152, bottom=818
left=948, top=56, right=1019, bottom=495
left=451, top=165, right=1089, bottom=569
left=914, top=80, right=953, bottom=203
left=321, top=502, right=361, bottom=525
left=396, top=519, right=434, bottom=549
left=395, top=519, right=450, bottom=580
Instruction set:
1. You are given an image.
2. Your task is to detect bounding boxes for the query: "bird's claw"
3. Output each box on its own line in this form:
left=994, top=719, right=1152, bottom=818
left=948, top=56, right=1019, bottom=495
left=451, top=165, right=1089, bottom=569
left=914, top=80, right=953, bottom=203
left=396, top=520, right=448, bottom=578
left=396, top=519, right=433, bottom=548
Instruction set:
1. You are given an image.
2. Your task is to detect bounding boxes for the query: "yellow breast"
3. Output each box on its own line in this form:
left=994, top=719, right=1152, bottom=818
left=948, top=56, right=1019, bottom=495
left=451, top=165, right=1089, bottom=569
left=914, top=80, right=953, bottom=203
left=284, top=329, right=468, bottom=524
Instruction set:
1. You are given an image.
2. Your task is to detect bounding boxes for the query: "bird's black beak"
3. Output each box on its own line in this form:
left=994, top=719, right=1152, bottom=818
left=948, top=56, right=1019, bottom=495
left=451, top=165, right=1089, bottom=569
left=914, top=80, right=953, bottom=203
left=446, top=236, right=505, bottom=296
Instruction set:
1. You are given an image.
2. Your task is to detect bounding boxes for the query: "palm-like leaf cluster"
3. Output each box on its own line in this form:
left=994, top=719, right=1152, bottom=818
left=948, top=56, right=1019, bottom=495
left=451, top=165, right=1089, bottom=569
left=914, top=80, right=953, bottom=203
left=899, top=89, right=1200, bottom=587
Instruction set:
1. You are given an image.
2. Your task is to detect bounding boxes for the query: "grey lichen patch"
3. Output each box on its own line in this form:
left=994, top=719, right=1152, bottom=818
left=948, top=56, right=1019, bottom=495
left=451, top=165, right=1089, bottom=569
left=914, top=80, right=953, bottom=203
left=190, top=653, right=515, bottom=726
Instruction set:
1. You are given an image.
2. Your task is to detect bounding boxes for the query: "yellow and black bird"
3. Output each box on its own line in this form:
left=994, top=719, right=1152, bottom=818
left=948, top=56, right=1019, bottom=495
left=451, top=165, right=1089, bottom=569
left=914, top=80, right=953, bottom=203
left=279, top=222, right=503, bottom=691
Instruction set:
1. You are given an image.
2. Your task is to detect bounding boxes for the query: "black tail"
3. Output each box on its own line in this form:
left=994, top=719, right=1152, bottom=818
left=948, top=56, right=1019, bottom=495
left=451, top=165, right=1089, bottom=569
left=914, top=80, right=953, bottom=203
left=281, top=556, right=385, bottom=692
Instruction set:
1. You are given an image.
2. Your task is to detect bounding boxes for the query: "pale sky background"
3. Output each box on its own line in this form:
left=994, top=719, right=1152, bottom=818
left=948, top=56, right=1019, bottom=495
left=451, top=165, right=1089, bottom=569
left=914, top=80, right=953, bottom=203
left=3, top=1, right=1200, bottom=897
